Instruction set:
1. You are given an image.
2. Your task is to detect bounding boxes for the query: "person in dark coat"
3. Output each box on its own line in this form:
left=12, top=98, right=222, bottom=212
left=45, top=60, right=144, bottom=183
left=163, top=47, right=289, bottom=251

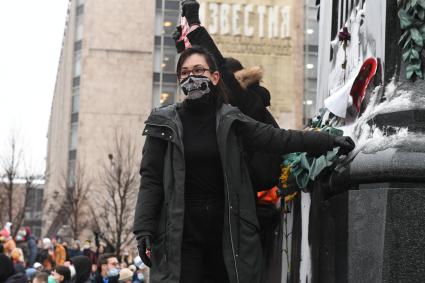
left=133, top=46, right=355, bottom=283
left=70, top=256, right=92, bottom=283
left=176, top=0, right=283, bottom=183
left=0, top=251, right=15, bottom=283
left=94, top=254, right=119, bottom=283
left=25, top=227, right=38, bottom=267
left=4, top=263, right=27, bottom=283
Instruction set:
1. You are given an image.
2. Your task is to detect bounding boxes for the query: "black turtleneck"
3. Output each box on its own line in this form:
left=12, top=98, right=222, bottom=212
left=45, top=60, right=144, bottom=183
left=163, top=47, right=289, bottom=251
left=177, top=94, right=225, bottom=203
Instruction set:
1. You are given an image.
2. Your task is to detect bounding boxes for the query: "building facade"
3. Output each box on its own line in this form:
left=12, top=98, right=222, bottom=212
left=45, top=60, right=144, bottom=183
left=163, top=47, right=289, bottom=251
left=43, top=0, right=155, bottom=236
left=44, top=0, right=308, bottom=237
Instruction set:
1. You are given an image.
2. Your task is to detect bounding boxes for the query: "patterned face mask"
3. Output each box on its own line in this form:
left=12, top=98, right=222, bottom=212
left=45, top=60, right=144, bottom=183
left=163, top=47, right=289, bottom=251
left=180, top=75, right=213, bottom=100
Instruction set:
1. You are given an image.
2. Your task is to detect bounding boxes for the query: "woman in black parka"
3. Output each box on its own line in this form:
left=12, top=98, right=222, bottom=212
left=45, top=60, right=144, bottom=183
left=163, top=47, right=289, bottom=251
left=133, top=47, right=354, bottom=283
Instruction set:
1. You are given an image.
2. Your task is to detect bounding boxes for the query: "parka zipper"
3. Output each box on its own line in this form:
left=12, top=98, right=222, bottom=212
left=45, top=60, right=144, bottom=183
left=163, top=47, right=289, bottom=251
left=217, top=114, right=240, bottom=283
left=224, top=171, right=240, bottom=283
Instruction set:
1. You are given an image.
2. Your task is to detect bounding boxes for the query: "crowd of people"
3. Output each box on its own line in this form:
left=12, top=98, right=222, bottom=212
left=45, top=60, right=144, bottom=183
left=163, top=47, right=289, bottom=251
left=0, top=223, right=149, bottom=283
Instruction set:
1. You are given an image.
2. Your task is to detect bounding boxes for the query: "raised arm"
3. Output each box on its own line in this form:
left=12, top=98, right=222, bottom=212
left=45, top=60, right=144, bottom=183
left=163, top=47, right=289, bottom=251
left=236, top=114, right=354, bottom=156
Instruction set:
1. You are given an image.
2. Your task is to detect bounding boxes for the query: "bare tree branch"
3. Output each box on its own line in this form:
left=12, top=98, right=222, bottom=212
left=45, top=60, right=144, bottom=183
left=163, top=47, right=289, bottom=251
left=91, top=129, right=139, bottom=256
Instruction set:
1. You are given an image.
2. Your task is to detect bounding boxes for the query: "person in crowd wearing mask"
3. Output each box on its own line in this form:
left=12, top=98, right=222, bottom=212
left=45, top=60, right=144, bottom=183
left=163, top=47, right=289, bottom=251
left=15, top=228, right=29, bottom=265
left=25, top=227, right=38, bottom=267
left=174, top=2, right=291, bottom=274
left=50, top=266, right=71, bottom=283
left=132, top=256, right=148, bottom=283
left=117, top=268, right=132, bottom=283
left=70, top=255, right=92, bottom=283
left=94, top=253, right=120, bottom=283
left=133, top=269, right=144, bottom=283
left=32, top=272, right=48, bottom=283
left=133, top=46, right=355, bottom=283
left=51, top=237, right=66, bottom=266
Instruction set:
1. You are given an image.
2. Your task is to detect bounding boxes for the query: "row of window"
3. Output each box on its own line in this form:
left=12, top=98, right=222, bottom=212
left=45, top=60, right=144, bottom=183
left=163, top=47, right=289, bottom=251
left=153, top=1, right=181, bottom=108
left=68, top=0, right=84, bottom=187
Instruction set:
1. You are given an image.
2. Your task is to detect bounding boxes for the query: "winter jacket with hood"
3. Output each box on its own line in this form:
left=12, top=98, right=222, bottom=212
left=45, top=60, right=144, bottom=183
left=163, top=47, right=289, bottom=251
left=133, top=102, right=337, bottom=283
left=70, top=256, right=92, bottom=283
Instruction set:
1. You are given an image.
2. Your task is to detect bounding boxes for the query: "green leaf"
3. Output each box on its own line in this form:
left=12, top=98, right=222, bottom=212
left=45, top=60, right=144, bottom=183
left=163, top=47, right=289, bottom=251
left=410, top=27, right=424, bottom=46
left=418, top=0, right=425, bottom=9
left=406, top=63, right=421, bottom=73
left=399, top=9, right=414, bottom=29
left=407, top=68, right=414, bottom=79
left=403, top=36, right=412, bottom=49
left=399, top=30, right=410, bottom=45
left=419, top=8, right=425, bottom=20
left=411, top=48, right=420, bottom=59
left=403, top=50, right=411, bottom=61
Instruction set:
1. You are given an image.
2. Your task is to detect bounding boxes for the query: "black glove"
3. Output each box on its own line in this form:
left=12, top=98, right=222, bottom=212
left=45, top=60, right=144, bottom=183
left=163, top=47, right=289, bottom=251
left=334, top=136, right=355, bottom=155
left=182, top=0, right=201, bottom=26
left=136, top=233, right=152, bottom=268
left=172, top=26, right=185, bottom=53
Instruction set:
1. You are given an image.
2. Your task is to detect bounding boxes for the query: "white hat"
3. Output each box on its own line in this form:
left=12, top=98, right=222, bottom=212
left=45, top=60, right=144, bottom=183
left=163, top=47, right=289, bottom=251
left=33, top=262, right=42, bottom=269
left=42, top=238, right=52, bottom=249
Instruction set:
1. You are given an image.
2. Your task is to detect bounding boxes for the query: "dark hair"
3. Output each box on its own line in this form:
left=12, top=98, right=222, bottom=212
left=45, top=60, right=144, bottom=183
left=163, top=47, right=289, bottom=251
left=224, top=57, right=244, bottom=73
left=97, top=253, right=117, bottom=268
left=32, top=272, right=48, bottom=283
left=55, top=266, right=71, bottom=282
left=176, top=45, right=229, bottom=104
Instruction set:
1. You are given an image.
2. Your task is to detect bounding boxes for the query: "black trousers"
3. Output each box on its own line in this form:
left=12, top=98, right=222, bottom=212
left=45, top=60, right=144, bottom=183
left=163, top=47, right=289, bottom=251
left=180, top=200, right=230, bottom=283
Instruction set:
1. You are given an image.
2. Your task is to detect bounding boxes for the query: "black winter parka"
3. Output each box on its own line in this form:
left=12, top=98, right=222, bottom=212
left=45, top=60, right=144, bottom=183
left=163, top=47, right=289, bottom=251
left=133, top=103, right=336, bottom=283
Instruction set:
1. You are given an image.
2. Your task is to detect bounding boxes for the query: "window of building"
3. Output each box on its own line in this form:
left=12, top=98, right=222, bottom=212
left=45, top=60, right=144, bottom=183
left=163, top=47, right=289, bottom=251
left=70, top=124, right=78, bottom=150
left=77, top=5, right=84, bottom=15
left=152, top=83, right=177, bottom=107
left=67, top=160, right=76, bottom=187
left=71, top=112, right=79, bottom=123
left=69, top=149, right=77, bottom=161
left=155, top=10, right=179, bottom=36
left=156, top=0, right=180, bottom=11
left=73, top=76, right=80, bottom=87
left=154, top=47, right=177, bottom=73
left=76, top=13, right=84, bottom=41
left=153, top=72, right=178, bottom=83
left=73, top=51, right=82, bottom=77
left=77, top=0, right=84, bottom=6
left=72, top=95, right=80, bottom=113
left=154, top=36, right=175, bottom=47
left=72, top=86, right=80, bottom=96
left=74, top=40, right=82, bottom=52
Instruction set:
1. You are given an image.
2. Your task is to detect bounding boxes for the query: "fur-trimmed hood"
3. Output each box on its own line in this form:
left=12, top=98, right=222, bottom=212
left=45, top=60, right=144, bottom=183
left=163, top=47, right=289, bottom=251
left=234, top=66, right=264, bottom=89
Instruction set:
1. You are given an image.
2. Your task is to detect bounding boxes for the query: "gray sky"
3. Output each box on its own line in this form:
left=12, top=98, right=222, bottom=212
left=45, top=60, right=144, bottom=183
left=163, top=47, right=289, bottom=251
left=0, top=0, right=69, bottom=175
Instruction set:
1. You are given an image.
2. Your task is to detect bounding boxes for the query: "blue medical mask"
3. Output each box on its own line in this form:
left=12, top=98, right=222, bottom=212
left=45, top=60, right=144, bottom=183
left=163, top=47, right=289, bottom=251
left=107, top=268, right=120, bottom=278
left=48, top=276, right=57, bottom=283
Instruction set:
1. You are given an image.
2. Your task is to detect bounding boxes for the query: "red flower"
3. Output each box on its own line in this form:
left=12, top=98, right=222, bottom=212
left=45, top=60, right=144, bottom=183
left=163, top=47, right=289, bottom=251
left=338, top=27, right=351, bottom=42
